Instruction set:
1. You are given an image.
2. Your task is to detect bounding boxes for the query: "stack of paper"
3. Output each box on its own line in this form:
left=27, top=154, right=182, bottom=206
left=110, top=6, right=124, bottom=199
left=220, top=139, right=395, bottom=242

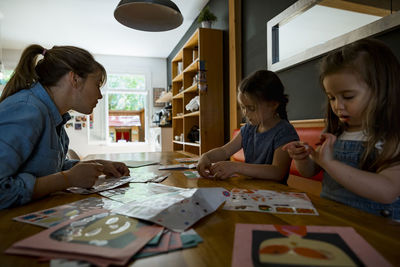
left=134, top=229, right=203, bottom=258
left=7, top=210, right=163, bottom=266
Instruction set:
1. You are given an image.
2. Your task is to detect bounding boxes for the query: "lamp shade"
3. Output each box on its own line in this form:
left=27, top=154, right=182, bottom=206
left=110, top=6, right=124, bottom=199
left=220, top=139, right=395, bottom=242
left=114, top=0, right=183, bottom=32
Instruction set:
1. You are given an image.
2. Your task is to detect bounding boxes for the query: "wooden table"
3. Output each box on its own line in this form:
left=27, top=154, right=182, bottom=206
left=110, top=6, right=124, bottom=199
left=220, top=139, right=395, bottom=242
left=1, top=152, right=400, bottom=266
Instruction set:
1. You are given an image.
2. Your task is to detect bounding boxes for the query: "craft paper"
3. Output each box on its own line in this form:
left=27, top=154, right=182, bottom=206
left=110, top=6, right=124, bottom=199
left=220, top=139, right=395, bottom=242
left=50, top=259, right=91, bottom=267
left=183, top=170, right=202, bottom=179
left=123, top=160, right=159, bottom=168
left=223, top=188, right=318, bottom=215
left=67, top=176, right=134, bottom=194
left=110, top=183, right=229, bottom=231
left=7, top=209, right=163, bottom=266
left=134, top=228, right=203, bottom=259
left=158, top=164, right=197, bottom=170
left=175, top=157, right=199, bottom=163
left=128, top=167, right=170, bottom=183
left=232, top=224, right=391, bottom=267
left=13, top=197, right=123, bottom=228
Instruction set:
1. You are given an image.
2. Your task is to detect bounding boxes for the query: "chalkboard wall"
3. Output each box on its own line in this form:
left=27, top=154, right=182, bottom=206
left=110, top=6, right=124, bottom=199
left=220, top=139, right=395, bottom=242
left=168, top=0, right=400, bottom=134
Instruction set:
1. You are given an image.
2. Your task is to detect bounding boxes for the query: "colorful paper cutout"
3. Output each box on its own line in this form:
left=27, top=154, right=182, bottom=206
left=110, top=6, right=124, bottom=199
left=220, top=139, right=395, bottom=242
left=223, top=188, right=318, bottom=215
left=232, top=224, right=391, bottom=267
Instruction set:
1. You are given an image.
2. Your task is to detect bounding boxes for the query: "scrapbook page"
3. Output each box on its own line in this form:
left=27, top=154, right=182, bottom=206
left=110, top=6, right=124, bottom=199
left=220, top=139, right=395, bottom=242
left=232, top=224, right=391, bottom=267
left=223, top=188, right=318, bottom=215
left=7, top=210, right=163, bottom=266
left=13, top=197, right=122, bottom=228
left=67, top=176, right=134, bottom=194
left=128, top=167, right=170, bottom=183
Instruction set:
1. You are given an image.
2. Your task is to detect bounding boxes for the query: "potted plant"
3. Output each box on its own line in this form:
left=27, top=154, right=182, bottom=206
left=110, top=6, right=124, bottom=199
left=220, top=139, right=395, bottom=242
left=197, top=6, right=217, bottom=28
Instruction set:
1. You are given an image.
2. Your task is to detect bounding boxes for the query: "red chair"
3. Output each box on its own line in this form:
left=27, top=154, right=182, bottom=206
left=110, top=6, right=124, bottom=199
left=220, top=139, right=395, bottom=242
left=231, top=129, right=245, bottom=162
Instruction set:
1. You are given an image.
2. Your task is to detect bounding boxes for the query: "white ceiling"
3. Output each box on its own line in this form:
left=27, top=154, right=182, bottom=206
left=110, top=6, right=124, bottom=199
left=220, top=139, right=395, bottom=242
left=0, top=0, right=209, bottom=58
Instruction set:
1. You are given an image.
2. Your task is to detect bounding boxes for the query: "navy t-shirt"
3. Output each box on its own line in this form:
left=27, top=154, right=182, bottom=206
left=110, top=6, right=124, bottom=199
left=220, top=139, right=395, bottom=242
left=240, top=120, right=299, bottom=177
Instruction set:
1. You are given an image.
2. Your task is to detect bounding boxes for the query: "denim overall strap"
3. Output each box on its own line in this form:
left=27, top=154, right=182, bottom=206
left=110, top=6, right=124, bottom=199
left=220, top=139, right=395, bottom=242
left=321, top=139, right=400, bottom=220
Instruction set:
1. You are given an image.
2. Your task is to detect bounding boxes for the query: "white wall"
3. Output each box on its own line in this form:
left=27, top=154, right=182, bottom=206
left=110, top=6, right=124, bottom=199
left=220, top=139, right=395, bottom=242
left=2, top=49, right=168, bottom=158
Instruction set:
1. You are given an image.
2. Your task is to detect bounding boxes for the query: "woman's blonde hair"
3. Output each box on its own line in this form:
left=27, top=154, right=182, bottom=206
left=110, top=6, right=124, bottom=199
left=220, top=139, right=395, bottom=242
left=320, top=38, right=400, bottom=172
left=0, top=44, right=106, bottom=102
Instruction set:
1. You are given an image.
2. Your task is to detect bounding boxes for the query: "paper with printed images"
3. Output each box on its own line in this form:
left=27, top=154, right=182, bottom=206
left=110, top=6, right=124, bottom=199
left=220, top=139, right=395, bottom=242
left=128, top=167, right=170, bottom=183
left=122, top=160, right=159, bottom=168
left=7, top=209, right=164, bottom=267
left=158, top=164, right=197, bottom=170
left=232, top=224, right=391, bottom=267
left=13, top=197, right=123, bottom=228
left=67, top=176, right=135, bottom=194
left=223, top=188, right=318, bottom=215
left=183, top=170, right=202, bottom=179
left=108, top=183, right=229, bottom=231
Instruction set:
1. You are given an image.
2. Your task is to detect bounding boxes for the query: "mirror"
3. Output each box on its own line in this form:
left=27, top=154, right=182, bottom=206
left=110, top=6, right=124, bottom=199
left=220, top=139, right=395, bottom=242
left=267, top=0, right=400, bottom=71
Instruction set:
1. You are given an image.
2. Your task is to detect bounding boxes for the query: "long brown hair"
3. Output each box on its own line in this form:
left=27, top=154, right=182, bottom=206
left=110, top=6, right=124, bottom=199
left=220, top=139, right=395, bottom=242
left=0, top=44, right=106, bottom=102
left=238, top=70, right=289, bottom=121
left=320, top=38, right=400, bottom=172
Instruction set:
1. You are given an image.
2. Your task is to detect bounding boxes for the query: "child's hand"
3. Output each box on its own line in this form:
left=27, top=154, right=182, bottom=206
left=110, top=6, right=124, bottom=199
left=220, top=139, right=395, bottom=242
left=197, top=156, right=213, bottom=178
left=66, top=162, right=104, bottom=188
left=310, top=133, right=336, bottom=166
left=282, top=141, right=313, bottom=160
left=210, top=161, right=237, bottom=179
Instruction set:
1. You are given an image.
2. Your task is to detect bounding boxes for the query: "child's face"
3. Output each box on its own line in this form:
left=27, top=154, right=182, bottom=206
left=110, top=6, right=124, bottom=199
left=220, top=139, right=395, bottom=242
left=238, top=92, right=277, bottom=126
left=323, top=71, right=371, bottom=132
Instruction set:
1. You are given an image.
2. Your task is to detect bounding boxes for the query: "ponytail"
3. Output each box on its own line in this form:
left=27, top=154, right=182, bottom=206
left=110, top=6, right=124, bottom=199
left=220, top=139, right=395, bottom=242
left=0, top=45, right=44, bottom=102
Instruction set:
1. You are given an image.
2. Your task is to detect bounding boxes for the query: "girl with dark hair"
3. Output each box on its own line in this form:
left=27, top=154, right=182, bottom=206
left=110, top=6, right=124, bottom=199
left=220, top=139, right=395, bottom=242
left=283, top=39, right=400, bottom=220
left=197, top=70, right=298, bottom=182
left=0, top=44, right=129, bottom=209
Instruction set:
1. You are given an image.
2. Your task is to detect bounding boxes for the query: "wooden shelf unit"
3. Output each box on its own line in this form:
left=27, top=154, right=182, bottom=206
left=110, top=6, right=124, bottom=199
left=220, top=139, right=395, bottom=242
left=171, top=28, right=224, bottom=156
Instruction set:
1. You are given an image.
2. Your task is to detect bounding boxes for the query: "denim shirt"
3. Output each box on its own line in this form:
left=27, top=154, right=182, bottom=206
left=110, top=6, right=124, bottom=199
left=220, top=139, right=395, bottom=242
left=321, top=139, right=400, bottom=220
left=0, top=83, right=78, bottom=209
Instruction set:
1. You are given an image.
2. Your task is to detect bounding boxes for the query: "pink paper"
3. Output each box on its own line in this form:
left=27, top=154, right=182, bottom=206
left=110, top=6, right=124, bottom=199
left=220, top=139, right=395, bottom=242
left=7, top=209, right=163, bottom=266
left=232, top=224, right=391, bottom=267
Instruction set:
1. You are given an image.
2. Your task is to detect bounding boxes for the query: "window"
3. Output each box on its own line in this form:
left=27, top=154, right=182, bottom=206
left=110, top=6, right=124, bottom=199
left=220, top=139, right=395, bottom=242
left=88, top=73, right=148, bottom=144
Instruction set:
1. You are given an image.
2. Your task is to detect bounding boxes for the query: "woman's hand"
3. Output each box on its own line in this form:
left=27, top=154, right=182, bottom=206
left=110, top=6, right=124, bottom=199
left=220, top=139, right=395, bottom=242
left=95, top=160, right=130, bottom=178
left=66, top=162, right=104, bottom=188
left=210, top=161, right=237, bottom=179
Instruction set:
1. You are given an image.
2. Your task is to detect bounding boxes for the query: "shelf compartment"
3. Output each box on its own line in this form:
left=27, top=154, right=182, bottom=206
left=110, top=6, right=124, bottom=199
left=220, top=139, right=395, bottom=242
left=184, top=111, right=200, bottom=117
left=172, top=98, right=183, bottom=117
left=172, top=72, right=183, bottom=83
left=184, top=59, right=199, bottom=73
left=184, top=145, right=199, bottom=155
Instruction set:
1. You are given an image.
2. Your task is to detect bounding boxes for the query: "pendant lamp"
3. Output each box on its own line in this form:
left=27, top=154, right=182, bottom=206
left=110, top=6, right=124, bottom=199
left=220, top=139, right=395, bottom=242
left=114, top=0, right=183, bottom=32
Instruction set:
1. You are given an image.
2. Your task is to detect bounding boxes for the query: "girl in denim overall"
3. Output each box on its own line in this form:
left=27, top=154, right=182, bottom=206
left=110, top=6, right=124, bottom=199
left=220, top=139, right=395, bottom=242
left=283, top=39, right=400, bottom=221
